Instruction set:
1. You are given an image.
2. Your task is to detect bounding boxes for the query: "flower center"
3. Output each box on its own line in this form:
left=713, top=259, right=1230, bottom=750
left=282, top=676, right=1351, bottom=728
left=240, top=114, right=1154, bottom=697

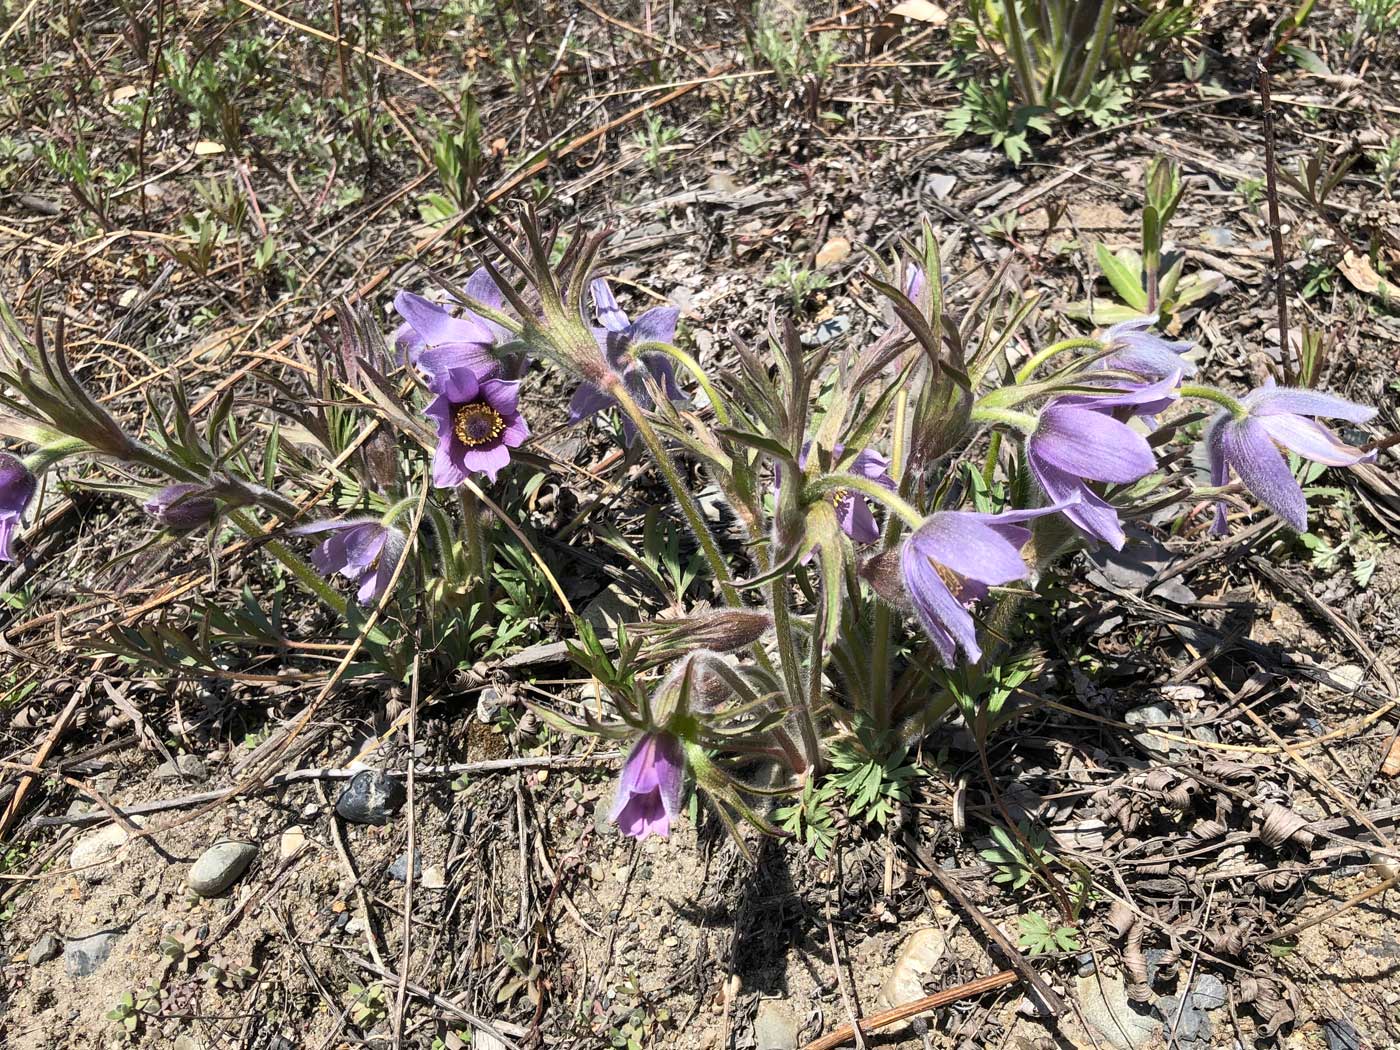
left=828, top=487, right=851, bottom=507
left=452, top=402, right=505, bottom=448
left=933, top=559, right=963, bottom=594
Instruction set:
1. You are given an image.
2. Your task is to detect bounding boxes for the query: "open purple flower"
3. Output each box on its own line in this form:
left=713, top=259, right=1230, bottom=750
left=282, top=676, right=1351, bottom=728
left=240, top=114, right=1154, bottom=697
left=143, top=483, right=218, bottom=529
left=1206, top=381, right=1376, bottom=534
left=394, top=268, right=520, bottom=379
left=609, top=731, right=685, bottom=840
left=899, top=504, right=1071, bottom=666
left=292, top=517, right=407, bottom=605
left=567, top=279, right=682, bottom=447
left=0, top=452, right=37, bottom=563
left=798, top=443, right=894, bottom=543
left=1027, top=378, right=1175, bottom=550
left=425, top=366, right=529, bottom=486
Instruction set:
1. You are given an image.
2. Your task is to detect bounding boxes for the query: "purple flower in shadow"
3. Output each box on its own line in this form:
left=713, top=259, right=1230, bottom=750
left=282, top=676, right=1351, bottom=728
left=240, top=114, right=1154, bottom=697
left=425, top=366, right=529, bottom=486
left=899, top=503, right=1072, bottom=666
left=797, top=443, right=894, bottom=544
left=609, top=731, right=685, bottom=840
left=567, top=279, right=682, bottom=447
left=291, top=518, right=407, bottom=605
left=1206, top=381, right=1375, bottom=534
left=0, top=452, right=37, bottom=563
left=143, top=483, right=218, bottom=529
left=1027, top=376, right=1176, bottom=550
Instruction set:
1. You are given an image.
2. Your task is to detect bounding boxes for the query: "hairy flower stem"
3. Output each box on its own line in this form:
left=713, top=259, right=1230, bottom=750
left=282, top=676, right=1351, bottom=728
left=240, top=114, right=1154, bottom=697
left=608, top=381, right=739, bottom=604
left=1013, top=337, right=1104, bottom=384
left=609, top=381, right=816, bottom=770
left=225, top=508, right=348, bottom=616
left=1180, top=383, right=1247, bottom=419
left=868, top=390, right=912, bottom=733
left=969, top=406, right=1039, bottom=434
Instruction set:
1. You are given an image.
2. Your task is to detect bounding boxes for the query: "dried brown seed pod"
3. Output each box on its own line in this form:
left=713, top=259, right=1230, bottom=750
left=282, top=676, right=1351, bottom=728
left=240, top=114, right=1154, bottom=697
left=1256, top=863, right=1305, bottom=894
left=1144, top=769, right=1176, bottom=792
left=1190, top=818, right=1227, bottom=841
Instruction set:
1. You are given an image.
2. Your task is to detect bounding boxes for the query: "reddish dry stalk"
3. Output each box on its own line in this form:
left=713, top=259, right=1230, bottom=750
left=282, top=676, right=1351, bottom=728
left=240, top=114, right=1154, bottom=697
left=798, top=970, right=1020, bottom=1050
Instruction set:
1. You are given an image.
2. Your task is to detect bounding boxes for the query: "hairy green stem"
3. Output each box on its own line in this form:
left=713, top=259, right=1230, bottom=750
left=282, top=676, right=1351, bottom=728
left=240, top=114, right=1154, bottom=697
left=1180, top=383, right=1247, bottom=419
left=969, top=405, right=1039, bottom=434
left=1013, top=337, right=1105, bottom=384
left=226, top=508, right=347, bottom=616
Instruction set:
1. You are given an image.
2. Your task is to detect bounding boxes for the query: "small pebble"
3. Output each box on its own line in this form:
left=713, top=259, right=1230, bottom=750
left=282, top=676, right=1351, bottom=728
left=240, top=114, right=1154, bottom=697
left=388, top=850, right=422, bottom=883
left=156, top=754, right=208, bottom=781
left=335, top=770, right=406, bottom=825
left=27, top=932, right=61, bottom=966
left=188, top=841, right=257, bottom=897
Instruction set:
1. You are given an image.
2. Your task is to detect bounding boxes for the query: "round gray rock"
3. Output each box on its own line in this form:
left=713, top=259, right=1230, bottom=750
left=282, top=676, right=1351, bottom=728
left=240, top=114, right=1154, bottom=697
left=188, top=841, right=257, bottom=896
left=335, top=770, right=406, bottom=825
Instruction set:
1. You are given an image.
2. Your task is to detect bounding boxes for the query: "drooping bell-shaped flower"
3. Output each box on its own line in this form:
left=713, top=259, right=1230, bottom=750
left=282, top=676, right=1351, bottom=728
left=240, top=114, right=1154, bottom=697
left=1100, top=317, right=1196, bottom=379
left=567, top=279, right=682, bottom=447
left=1206, top=381, right=1375, bottom=534
left=609, top=731, right=685, bottom=840
left=0, top=452, right=37, bottom=563
left=291, top=517, right=408, bottom=605
left=394, top=267, right=523, bottom=379
left=424, top=366, right=529, bottom=486
left=143, top=482, right=218, bottom=529
left=1026, top=378, right=1175, bottom=550
left=898, top=503, right=1071, bottom=666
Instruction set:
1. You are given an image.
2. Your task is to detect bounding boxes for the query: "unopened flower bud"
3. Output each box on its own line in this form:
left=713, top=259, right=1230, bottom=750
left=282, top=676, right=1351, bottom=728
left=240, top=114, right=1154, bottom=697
left=143, top=483, right=219, bottom=529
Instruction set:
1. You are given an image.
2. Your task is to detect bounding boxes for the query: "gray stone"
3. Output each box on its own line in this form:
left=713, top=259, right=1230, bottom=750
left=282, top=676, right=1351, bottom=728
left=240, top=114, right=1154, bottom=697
left=753, top=998, right=799, bottom=1050
left=173, top=1036, right=202, bottom=1050
left=188, top=841, right=257, bottom=896
left=156, top=754, right=208, bottom=781
left=1189, top=973, right=1227, bottom=1011
left=1076, top=973, right=1158, bottom=1050
left=1076, top=951, right=1096, bottom=977
left=27, top=931, right=61, bottom=965
left=69, top=818, right=144, bottom=872
left=1124, top=703, right=1174, bottom=755
left=1323, top=1017, right=1364, bottom=1050
left=335, top=770, right=406, bottom=825
left=64, top=929, right=121, bottom=976
left=388, top=850, right=422, bottom=883
left=1154, top=994, right=1211, bottom=1046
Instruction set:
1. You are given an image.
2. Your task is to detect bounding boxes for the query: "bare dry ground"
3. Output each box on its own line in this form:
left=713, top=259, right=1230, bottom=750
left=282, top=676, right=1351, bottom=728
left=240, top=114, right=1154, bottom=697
left=1, top=2, right=1399, bottom=1048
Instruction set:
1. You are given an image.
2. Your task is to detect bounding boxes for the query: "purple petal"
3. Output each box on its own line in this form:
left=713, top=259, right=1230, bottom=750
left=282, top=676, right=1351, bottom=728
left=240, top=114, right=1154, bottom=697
left=848, top=447, right=895, bottom=487
left=394, top=291, right=491, bottom=346
left=480, top=378, right=521, bottom=419
left=1206, top=413, right=1230, bottom=535
left=839, top=495, right=880, bottom=543
left=899, top=539, right=981, bottom=665
left=1032, top=404, right=1157, bottom=484
left=644, top=352, right=683, bottom=403
left=290, top=515, right=379, bottom=537
left=1219, top=417, right=1307, bottom=531
left=462, top=442, right=512, bottom=482
left=613, top=791, right=670, bottom=839
left=908, top=512, right=1031, bottom=587
left=501, top=414, right=530, bottom=447
left=1257, top=413, right=1376, bottom=467
left=430, top=365, right=482, bottom=403
left=432, top=436, right=469, bottom=489
left=591, top=278, right=630, bottom=333
left=1029, top=455, right=1126, bottom=549
left=417, top=342, right=497, bottom=379
left=568, top=382, right=614, bottom=424
left=1246, top=386, right=1376, bottom=423
left=628, top=306, right=680, bottom=347
left=0, top=517, right=17, bottom=562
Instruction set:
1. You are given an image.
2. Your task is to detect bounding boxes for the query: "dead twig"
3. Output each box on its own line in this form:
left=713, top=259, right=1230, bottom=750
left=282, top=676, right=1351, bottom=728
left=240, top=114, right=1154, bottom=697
left=798, top=970, right=1020, bottom=1050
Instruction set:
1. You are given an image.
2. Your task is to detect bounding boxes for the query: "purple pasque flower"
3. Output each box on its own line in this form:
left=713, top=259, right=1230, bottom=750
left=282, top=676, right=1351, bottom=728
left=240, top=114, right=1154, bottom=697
left=1206, top=381, right=1376, bottom=535
left=798, top=442, right=894, bottom=543
left=394, top=268, right=518, bottom=378
left=425, top=365, right=529, bottom=486
left=291, top=517, right=407, bottom=605
left=0, top=452, right=37, bottom=563
left=567, top=279, right=682, bottom=447
left=899, top=503, right=1071, bottom=666
left=1027, top=376, right=1177, bottom=550
left=609, top=731, right=685, bottom=840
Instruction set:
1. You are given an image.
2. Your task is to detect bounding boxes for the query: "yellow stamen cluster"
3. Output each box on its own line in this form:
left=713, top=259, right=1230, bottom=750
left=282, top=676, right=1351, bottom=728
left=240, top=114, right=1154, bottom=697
left=452, top=402, right=505, bottom=448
